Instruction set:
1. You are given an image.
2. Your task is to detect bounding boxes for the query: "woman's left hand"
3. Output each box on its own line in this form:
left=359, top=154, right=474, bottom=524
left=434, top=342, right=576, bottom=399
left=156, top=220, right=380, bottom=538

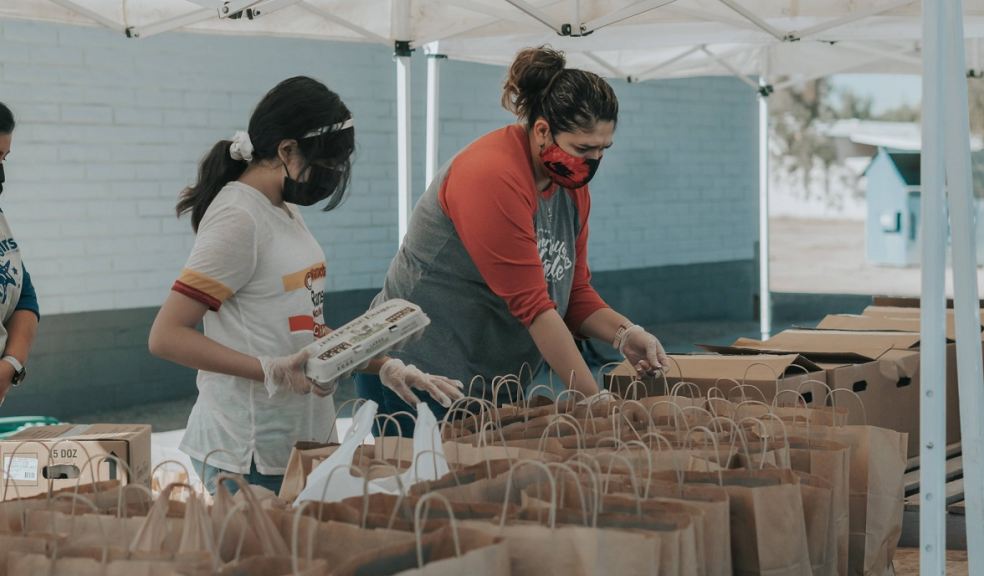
left=621, top=328, right=669, bottom=376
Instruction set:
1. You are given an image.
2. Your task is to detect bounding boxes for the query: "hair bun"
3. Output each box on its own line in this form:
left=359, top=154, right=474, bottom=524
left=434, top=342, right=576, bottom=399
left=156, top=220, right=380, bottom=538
left=501, top=46, right=566, bottom=120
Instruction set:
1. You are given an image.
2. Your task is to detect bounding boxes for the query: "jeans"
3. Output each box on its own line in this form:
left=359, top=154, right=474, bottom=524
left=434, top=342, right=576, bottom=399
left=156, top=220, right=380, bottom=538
left=354, top=373, right=448, bottom=437
left=190, top=457, right=284, bottom=496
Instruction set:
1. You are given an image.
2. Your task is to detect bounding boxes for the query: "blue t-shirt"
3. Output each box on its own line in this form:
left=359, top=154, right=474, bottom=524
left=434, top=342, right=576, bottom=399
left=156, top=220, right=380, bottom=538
left=0, top=209, right=39, bottom=328
left=16, top=265, right=38, bottom=320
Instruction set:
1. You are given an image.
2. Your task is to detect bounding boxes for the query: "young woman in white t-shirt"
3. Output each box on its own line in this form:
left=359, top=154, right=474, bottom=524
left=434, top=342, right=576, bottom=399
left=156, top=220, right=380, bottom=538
left=148, top=77, right=462, bottom=495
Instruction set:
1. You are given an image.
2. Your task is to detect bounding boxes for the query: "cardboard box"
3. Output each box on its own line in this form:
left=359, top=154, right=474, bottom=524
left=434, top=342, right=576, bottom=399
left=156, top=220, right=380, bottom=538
left=702, top=329, right=960, bottom=456
left=817, top=349, right=918, bottom=456
left=871, top=296, right=984, bottom=308
left=818, top=313, right=963, bottom=341
left=700, top=329, right=928, bottom=363
left=605, top=353, right=828, bottom=405
left=0, top=424, right=151, bottom=500
left=860, top=306, right=984, bottom=338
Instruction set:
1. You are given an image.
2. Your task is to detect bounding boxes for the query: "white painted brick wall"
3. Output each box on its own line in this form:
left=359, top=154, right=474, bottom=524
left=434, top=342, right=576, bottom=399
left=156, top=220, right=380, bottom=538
left=0, top=19, right=757, bottom=315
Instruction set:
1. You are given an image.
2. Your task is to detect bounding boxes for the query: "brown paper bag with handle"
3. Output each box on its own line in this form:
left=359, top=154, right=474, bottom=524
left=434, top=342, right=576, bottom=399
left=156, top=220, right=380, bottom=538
left=521, top=487, right=700, bottom=576
left=211, top=474, right=290, bottom=562
left=0, top=535, right=48, bottom=576
left=6, top=550, right=201, bottom=576
left=455, top=459, right=659, bottom=576
left=786, top=437, right=851, bottom=576
left=461, top=518, right=658, bottom=576
left=333, top=493, right=510, bottom=576
left=642, top=480, right=732, bottom=576
left=270, top=504, right=415, bottom=564
left=726, top=402, right=850, bottom=576
left=216, top=557, right=328, bottom=576
left=793, top=471, right=835, bottom=576
left=766, top=388, right=907, bottom=576
left=654, top=468, right=813, bottom=576
left=780, top=423, right=906, bottom=576
left=129, top=482, right=214, bottom=556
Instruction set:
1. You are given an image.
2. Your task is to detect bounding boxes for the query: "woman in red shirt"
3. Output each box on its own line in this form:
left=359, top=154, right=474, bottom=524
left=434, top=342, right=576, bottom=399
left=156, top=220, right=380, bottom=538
left=359, top=46, right=669, bottom=434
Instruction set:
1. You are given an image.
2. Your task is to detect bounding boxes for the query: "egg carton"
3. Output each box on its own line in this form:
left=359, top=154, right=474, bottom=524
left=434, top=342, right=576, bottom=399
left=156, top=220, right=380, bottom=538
left=303, top=299, right=429, bottom=390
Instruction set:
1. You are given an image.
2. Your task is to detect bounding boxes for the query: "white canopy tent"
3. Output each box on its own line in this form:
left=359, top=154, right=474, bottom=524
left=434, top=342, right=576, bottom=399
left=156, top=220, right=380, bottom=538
left=425, top=12, right=984, bottom=573
left=1, top=2, right=981, bottom=572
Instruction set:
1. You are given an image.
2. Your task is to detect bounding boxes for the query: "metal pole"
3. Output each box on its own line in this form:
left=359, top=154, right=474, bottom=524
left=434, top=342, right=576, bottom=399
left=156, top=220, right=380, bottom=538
left=396, top=50, right=412, bottom=243
left=393, top=0, right=413, bottom=244
left=758, top=80, right=771, bottom=341
left=425, top=43, right=445, bottom=188
left=943, top=0, right=984, bottom=571
left=919, top=0, right=947, bottom=572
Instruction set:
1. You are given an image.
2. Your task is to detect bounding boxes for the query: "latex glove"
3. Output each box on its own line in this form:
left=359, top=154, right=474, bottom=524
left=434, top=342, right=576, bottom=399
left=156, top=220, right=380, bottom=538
left=620, top=327, right=669, bottom=377
left=259, top=349, right=335, bottom=398
left=576, top=389, right=613, bottom=406
left=379, top=358, right=465, bottom=408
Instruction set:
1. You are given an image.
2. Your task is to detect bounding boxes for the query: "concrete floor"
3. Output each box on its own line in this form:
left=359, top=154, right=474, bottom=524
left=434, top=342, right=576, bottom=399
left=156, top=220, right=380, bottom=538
left=770, top=218, right=984, bottom=297
left=893, top=548, right=968, bottom=575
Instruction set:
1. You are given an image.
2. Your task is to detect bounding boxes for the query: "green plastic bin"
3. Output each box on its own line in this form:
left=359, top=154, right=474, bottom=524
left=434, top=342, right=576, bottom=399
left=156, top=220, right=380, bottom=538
left=0, top=416, right=60, bottom=439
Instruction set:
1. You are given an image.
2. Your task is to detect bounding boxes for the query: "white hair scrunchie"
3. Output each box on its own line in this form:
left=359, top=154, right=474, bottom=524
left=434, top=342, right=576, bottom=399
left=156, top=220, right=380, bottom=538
left=229, top=130, right=254, bottom=162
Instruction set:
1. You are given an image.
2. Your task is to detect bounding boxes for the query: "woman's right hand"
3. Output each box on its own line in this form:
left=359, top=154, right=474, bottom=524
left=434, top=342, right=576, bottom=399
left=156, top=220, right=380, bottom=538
left=378, top=358, right=464, bottom=408
left=259, top=349, right=334, bottom=398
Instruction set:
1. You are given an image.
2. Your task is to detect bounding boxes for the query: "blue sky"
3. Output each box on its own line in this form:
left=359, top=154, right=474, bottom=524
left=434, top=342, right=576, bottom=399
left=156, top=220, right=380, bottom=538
left=829, top=74, right=922, bottom=115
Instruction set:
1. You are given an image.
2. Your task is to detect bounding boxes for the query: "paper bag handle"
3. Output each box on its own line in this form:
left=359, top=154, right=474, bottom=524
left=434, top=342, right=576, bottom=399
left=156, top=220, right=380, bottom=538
left=537, top=414, right=584, bottom=454
left=618, top=439, right=656, bottom=500
left=558, top=459, right=602, bottom=524
left=499, top=459, right=557, bottom=529
left=647, top=400, right=691, bottom=434
left=742, top=362, right=781, bottom=400
left=46, top=492, right=106, bottom=573
left=825, top=388, right=868, bottom=425
left=638, top=431, right=684, bottom=491
left=683, top=426, right=725, bottom=485
left=414, top=492, right=462, bottom=568
left=670, top=380, right=700, bottom=399
left=491, top=375, right=520, bottom=407
left=545, top=462, right=591, bottom=527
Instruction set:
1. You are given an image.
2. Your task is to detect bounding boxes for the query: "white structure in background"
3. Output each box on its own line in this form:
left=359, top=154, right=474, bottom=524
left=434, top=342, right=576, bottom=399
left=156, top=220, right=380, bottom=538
left=770, top=118, right=984, bottom=221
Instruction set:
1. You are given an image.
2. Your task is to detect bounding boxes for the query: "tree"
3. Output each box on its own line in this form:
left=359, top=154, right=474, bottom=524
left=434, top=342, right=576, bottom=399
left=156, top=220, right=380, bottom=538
left=771, top=76, right=984, bottom=203
left=768, top=78, right=839, bottom=200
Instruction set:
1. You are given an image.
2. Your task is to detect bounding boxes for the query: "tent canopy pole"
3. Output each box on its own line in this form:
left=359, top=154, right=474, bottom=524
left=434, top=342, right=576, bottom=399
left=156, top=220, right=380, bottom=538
left=758, top=77, right=771, bottom=341
left=393, top=0, right=413, bottom=244
left=942, top=0, right=984, bottom=572
left=425, top=43, right=445, bottom=189
left=919, top=0, right=948, bottom=571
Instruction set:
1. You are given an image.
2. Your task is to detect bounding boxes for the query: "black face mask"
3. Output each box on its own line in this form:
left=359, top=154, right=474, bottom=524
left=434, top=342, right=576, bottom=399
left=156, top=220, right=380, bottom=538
left=0, top=164, right=5, bottom=196
left=281, top=162, right=341, bottom=207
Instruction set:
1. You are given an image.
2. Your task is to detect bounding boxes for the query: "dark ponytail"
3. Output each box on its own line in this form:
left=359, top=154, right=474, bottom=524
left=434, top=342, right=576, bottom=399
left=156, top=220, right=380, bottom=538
left=177, top=76, right=354, bottom=232
left=177, top=141, right=248, bottom=232
left=502, top=45, right=618, bottom=133
left=0, top=101, right=14, bottom=134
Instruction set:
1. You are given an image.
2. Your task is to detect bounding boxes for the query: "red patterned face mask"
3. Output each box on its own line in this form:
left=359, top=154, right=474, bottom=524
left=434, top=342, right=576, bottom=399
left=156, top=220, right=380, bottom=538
left=539, top=143, right=601, bottom=189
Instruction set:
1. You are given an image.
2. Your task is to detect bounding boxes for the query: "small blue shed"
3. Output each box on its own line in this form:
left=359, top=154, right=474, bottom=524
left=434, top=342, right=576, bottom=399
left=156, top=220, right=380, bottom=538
left=865, top=147, right=984, bottom=267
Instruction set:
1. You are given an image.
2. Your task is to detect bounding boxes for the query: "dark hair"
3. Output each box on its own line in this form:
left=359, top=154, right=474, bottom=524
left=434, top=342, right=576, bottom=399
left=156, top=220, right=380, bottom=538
left=177, top=76, right=354, bottom=232
left=502, top=46, right=618, bottom=133
left=0, top=102, right=14, bottom=134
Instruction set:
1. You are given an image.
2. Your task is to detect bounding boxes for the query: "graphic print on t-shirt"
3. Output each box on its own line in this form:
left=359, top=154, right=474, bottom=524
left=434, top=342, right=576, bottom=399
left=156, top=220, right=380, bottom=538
left=0, top=236, right=21, bottom=305
left=282, top=262, right=328, bottom=338
left=0, top=259, right=18, bottom=305
left=538, top=235, right=573, bottom=284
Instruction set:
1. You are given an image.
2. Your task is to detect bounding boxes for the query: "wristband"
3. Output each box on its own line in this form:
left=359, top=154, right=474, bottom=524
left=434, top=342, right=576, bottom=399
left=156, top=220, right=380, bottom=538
left=613, top=324, right=643, bottom=357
